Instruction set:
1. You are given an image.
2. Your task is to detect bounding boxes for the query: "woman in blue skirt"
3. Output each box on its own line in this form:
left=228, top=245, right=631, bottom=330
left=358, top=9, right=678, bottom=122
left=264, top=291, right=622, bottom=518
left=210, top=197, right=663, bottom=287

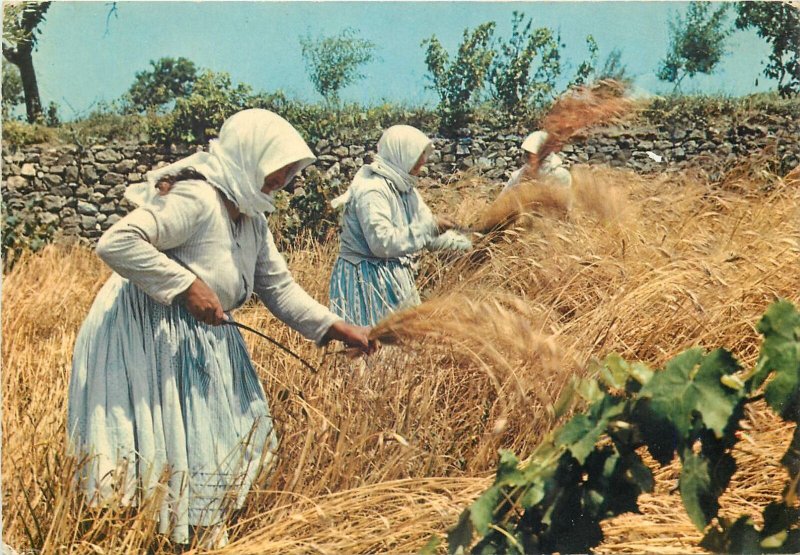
left=67, top=109, right=374, bottom=547
left=329, top=125, right=468, bottom=326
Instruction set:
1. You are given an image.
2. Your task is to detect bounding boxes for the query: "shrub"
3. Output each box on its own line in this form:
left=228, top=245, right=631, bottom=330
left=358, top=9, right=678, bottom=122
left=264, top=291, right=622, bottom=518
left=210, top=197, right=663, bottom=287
left=270, top=166, right=345, bottom=249
left=151, top=70, right=253, bottom=144
left=1, top=119, right=57, bottom=146
left=1, top=200, right=59, bottom=270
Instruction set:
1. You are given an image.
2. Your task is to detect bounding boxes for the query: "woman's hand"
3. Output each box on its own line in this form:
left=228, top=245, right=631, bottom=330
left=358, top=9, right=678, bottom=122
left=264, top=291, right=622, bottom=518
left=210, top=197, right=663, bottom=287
left=436, top=215, right=459, bottom=233
left=179, top=278, right=226, bottom=325
left=324, top=320, right=379, bottom=355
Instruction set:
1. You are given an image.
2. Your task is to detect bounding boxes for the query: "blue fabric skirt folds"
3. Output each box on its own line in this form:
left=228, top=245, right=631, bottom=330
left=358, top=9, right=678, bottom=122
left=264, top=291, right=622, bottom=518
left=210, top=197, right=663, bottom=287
left=67, top=274, right=277, bottom=543
left=329, top=257, right=420, bottom=326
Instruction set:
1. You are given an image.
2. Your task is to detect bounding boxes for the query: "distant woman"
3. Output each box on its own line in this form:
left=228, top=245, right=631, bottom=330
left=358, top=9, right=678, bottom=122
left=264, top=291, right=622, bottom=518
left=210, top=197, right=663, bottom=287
left=68, top=109, right=374, bottom=547
left=329, top=125, right=466, bottom=326
left=502, top=130, right=572, bottom=195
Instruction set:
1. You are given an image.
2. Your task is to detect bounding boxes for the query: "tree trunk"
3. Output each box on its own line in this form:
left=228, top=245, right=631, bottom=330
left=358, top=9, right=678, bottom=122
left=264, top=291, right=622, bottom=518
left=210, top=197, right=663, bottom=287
left=3, top=44, right=42, bottom=123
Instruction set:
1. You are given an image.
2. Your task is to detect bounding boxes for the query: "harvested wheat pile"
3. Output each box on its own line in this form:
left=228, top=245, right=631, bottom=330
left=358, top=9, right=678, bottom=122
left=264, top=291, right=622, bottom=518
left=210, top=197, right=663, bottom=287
left=2, top=157, right=798, bottom=553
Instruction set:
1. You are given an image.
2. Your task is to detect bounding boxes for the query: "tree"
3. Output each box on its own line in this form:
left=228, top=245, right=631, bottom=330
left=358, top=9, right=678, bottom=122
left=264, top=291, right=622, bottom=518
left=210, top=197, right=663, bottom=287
left=734, top=2, right=800, bottom=97
left=125, top=57, right=198, bottom=112
left=422, top=22, right=496, bottom=132
left=2, top=1, right=51, bottom=122
left=570, top=35, right=599, bottom=87
left=657, top=1, right=730, bottom=91
left=2, top=63, right=24, bottom=119
left=487, top=12, right=562, bottom=115
left=299, top=28, right=376, bottom=104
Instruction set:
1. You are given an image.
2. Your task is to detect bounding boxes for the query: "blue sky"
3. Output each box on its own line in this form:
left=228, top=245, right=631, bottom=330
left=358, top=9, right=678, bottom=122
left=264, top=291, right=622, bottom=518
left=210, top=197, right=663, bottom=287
left=32, top=1, right=777, bottom=119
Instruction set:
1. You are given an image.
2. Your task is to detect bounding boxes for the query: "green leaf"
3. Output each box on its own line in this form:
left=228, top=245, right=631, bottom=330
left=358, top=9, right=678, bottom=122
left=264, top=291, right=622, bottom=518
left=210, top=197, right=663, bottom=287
left=599, top=354, right=631, bottom=390
left=470, top=485, right=502, bottom=536
left=640, top=348, right=743, bottom=441
left=448, top=509, right=473, bottom=555
left=575, top=377, right=604, bottom=404
left=700, top=516, right=762, bottom=554
left=495, top=449, right=522, bottom=484
left=679, top=447, right=735, bottom=530
left=760, top=502, right=800, bottom=540
left=555, top=395, right=623, bottom=464
left=753, top=301, right=800, bottom=403
left=780, top=426, right=800, bottom=497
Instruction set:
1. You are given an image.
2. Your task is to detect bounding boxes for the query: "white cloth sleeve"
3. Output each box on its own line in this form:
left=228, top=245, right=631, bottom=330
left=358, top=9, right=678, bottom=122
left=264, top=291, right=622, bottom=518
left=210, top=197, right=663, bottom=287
left=95, top=184, right=209, bottom=305
left=253, top=229, right=341, bottom=345
left=355, top=189, right=437, bottom=259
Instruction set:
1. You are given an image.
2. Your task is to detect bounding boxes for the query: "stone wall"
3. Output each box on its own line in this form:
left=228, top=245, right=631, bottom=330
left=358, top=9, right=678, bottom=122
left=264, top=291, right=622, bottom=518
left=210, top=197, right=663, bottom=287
left=2, top=115, right=798, bottom=244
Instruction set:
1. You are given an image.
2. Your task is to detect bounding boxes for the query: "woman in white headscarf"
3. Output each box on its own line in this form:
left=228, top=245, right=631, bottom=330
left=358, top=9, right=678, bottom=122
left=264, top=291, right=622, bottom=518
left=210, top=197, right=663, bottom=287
left=501, top=130, right=572, bottom=195
left=328, top=125, right=465, bottom=326
left=68, top=109, right=374, bottom=547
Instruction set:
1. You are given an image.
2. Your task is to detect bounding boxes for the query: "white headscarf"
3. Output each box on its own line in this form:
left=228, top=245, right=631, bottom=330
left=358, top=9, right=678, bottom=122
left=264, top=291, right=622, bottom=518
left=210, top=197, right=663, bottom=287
left=521, top=130, right=548, bottom=154
left=125, top=109, right=315, bottom=217
left=331, top=125, right=432, bottom=209
left=521, top=129, right=564, bottom=170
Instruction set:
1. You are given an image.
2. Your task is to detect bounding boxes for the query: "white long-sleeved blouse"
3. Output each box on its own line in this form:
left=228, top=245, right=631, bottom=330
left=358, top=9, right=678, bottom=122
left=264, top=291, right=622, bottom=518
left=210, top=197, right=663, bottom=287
left=96, top=179, right=340, bottom=344
left=336, top=170, right=438, bottom=266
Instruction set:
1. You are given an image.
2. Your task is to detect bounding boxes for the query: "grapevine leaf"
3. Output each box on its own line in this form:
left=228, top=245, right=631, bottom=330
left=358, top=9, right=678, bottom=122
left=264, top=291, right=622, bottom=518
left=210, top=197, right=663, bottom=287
left=599, top=353, right=630, bottom=390
left=555, top=395, right=623, bottom=464
left=600, top=354, right=653, bottom=391
left=760, top=502, right=800, bottom=542
left=700, top=517, right=761, bottom=554
left=623, top=450, right=655, bottom=494
left=575, top=377, right=604, bottom=404
left=448, top=509, right=473, bottom=555
left=765, top=368, right=800, bottom=423
left=495, top=449, right=523, bottom=485
left=553, top=378, right=577, bottom=418
left=753, top=301, right=800, bottom=420
left=679, top=447, right=735, bottom=530
left=640, top=348, right=743, bottom=441
left=780, top=426, right=800, bottom=498
left=470, top=485, right=503, bottom=536
left=753, top=301, right=800, bottom=385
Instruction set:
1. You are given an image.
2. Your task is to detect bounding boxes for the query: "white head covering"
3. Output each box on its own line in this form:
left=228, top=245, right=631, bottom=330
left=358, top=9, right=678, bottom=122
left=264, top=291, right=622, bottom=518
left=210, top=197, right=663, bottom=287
left=331, top=125, right=432, bottom=209
left=521, top=130, right=549, bottom=154
left=125, top=109, right=315, bottom=216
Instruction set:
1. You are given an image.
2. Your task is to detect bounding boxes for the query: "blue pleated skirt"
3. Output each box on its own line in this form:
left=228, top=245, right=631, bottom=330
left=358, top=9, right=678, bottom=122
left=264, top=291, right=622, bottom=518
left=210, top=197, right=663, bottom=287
left=328, top=257, right=420, bottom=326
left=67, top=274, right=277, bottom=544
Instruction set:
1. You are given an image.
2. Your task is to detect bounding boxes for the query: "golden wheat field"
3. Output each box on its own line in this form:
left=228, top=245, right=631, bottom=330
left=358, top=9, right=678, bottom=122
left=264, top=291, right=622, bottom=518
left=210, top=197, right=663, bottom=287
left=3, top=158, right=799, bottom=554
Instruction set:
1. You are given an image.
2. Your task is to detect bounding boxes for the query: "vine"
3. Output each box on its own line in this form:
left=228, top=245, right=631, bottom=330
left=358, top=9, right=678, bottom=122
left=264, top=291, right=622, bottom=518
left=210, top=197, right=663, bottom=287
left=442, top=301, right=800, bottom=554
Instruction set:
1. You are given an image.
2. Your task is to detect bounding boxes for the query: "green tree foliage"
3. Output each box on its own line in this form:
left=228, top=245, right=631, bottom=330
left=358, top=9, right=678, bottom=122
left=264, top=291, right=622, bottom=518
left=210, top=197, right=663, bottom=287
left=2, top=1, right=50, bottom=122
left=125, top=57, right=198, bottom=113
left=2, top=63, right=24, bottom=119
left=486, top=12, right=562, bottom=115
left=152, top=70, right=253, bottom=144
left=734, top=2, right=800, bottom=98
left=299, top=28, right=376, bottom=104
left=657, top=2, right=730, bottom=91
left=446, top=300, right=800, bottom=554
left=570, top=34, right=600, bottom=87
left=422, top=22, right=496, bottom=133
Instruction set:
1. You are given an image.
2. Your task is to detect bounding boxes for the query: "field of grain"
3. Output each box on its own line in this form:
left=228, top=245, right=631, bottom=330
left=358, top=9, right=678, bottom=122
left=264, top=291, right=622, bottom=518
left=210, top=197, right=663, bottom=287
left=3, top=159, right=798, bottom=553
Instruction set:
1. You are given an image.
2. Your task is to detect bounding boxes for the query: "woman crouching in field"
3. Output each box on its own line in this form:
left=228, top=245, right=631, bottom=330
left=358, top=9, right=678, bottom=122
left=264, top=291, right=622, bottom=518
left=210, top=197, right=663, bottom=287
left=501, top=130, right=572, bottom=196
left=328, top=125, right=469, bottom=326
left=67, top=109, right=375, bottom=547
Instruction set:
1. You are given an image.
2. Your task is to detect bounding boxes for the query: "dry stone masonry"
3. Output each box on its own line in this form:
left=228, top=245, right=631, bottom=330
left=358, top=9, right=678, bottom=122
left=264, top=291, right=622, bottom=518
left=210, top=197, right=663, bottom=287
left=2, top=116, right=798, bottom=244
